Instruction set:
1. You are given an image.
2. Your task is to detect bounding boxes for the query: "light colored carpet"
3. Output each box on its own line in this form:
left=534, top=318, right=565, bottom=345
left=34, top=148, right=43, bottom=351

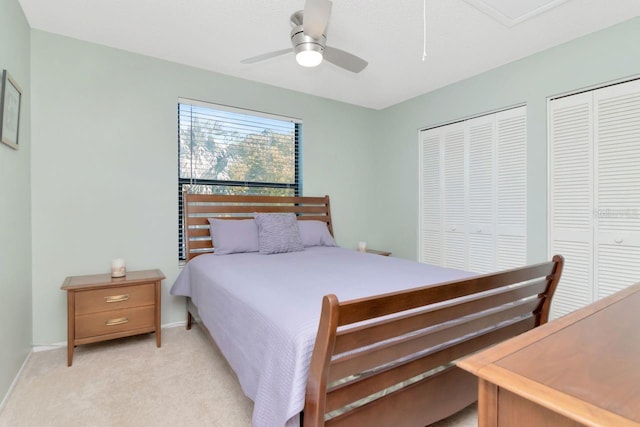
left=0, top=325, right=477, bottom=427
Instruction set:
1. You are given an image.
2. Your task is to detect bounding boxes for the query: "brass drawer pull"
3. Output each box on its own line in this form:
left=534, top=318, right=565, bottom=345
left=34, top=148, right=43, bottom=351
left=105, top=294, right=129, bottom=303
left=105, top=317, right=129, bottom=326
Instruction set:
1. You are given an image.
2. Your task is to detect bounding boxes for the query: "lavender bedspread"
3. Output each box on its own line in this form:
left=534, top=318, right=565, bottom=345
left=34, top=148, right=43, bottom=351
left=170, top=247, right=474, bottom=427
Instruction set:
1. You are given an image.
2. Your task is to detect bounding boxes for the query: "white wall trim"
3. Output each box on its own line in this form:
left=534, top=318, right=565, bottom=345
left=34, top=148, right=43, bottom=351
left=549, top=74, right=640, bottom=101
left=0, top=350, right=32, bottom=414
left=418, top=102, right=526, bottom=133
left=162, top=321, right=187, bottom=329
left=32, top=342, right=66, bottom=353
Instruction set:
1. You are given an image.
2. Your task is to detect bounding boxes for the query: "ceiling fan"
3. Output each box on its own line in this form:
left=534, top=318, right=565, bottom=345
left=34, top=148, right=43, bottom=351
left=241, top=0, right=368, bottom=73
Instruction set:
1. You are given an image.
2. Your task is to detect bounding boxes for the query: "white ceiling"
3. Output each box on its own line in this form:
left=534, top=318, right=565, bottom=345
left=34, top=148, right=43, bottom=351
left=17, top=0, right=640, bottom=110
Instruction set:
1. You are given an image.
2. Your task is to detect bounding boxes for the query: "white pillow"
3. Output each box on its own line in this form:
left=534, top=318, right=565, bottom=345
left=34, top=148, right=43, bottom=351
left=208, top=218, right=259, bottom=255
left=297, top=220, right=337, bottom=247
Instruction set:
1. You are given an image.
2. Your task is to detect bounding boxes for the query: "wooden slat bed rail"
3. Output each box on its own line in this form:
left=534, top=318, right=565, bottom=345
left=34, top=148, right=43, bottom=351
left=304, top=255, right=564, bottom=427
left=182, top=190, right=333, bottom=261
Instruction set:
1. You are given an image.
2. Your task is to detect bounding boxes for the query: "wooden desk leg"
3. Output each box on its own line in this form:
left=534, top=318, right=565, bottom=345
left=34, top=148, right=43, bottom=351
left=478, top=379, right=498, bottom=427
left=67, top=291, right=75, bottom=367
left=155, top=281, right=162, bottom=347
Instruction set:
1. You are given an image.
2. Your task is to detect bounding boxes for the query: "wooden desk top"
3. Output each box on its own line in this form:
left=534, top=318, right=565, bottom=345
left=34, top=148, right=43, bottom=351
left=458, top=282, right=640, bottom=426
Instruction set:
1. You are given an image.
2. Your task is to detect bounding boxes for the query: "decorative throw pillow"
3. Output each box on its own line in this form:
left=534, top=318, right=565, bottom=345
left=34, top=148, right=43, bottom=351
left=297, top=220, right=337, bottom=247
left=254, top=213, right=304, bottom=255
left=208, top=218, right=259, bottom=255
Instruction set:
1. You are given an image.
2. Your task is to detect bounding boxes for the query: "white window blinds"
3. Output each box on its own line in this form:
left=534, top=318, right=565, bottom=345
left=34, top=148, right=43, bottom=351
left=177, top=98, right=301, bottom=260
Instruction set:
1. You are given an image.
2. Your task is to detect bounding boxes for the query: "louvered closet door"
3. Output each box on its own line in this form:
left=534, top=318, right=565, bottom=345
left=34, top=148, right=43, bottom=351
left=594, top=80, right=640, bottom=299
left=467, top=114, right=496, bottom=273
left=443, top=122, right=467, bottom=270
left=549, top=92, right=594, bottom=319
left=419, top=106, right=527, bottom=271
left=495, top=107, right=527, bottom=270
left=420, top=127, right=443, bottom=265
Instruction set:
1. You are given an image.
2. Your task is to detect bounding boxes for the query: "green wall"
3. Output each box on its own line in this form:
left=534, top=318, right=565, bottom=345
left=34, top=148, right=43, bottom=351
left=371, top=17, right=640, bottom=262
left=15, top=9, right=640, bottom=353
left=0, top=0, right=32, bottom=406
left=30, top=31, right=377, bottom=345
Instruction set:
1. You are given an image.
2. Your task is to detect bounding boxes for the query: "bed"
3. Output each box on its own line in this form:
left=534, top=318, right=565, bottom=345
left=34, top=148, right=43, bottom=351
left=170, top=192, right=564, bottom=427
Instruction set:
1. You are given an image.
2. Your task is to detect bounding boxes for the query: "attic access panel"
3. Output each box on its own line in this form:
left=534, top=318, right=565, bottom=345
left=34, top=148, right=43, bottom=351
left=464, top=0, right=570, bottom=27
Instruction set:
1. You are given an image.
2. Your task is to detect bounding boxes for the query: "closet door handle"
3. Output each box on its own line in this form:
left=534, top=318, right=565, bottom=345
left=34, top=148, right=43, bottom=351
left=614, top=238, right=623, bottom=244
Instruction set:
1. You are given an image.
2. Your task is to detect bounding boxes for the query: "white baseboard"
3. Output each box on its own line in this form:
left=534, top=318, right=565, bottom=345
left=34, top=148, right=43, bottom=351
left=0, top=350, right=32, bottom=414
left=32, top=342, right=66, bottom=352
left=32, top=321, right=187, bottom=352
left=162, top=321, right=186, bottom=329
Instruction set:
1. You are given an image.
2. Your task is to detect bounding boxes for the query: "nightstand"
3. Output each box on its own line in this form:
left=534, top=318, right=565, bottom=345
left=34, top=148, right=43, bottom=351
left=365, top=249, right=392, bottom=256
left=61, top=269, right=165, bottom=366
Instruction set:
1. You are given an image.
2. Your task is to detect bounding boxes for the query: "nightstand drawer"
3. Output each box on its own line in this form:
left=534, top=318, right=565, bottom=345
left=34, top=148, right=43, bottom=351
left=75, top=283, right=155, bottom=315
left=75, top=305, right=155, bottom=339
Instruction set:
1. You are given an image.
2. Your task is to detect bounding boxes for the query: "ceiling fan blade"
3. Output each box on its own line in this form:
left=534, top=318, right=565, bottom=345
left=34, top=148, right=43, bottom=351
left=323, top=46, right=368, bottom=73
left=303, top=0, right=332, bottom=39
left=241, top=48, right=291, bottom=64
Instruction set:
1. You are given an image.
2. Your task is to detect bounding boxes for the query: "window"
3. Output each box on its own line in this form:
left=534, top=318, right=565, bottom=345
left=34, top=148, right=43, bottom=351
left=178, top=98, right=301, bottom=260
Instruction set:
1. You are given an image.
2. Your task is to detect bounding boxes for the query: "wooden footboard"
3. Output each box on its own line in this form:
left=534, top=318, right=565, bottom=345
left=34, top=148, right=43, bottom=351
left=304, top=255, right=564, bottom=427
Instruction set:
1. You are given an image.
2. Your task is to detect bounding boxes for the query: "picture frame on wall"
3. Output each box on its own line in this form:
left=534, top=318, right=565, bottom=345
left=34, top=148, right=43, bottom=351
left=0, top=69, right=22, bottom=150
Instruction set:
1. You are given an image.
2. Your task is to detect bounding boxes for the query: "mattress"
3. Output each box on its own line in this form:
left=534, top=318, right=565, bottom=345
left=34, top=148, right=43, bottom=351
left=170, top=246, right=474, bottom=427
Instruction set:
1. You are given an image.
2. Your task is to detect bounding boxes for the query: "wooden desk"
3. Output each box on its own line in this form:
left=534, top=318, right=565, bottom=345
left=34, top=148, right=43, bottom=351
left=458, top=282, right=640, bottom=427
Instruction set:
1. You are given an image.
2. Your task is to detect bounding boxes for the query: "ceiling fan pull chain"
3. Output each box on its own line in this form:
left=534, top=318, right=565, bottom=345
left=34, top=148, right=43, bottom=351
left=422, top=0, right=427, bottom=61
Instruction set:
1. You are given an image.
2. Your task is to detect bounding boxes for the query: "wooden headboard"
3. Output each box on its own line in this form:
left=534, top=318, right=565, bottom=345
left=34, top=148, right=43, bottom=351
left=182, top=190, right=333, bottom=261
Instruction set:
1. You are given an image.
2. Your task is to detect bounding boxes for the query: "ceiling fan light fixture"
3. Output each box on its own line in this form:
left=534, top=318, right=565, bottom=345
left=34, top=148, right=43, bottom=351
left=291, top=26, right=326, bottom=68
left=241, top=2, right=368, bottom=73
left=296, top=49, right=323, bottom=67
